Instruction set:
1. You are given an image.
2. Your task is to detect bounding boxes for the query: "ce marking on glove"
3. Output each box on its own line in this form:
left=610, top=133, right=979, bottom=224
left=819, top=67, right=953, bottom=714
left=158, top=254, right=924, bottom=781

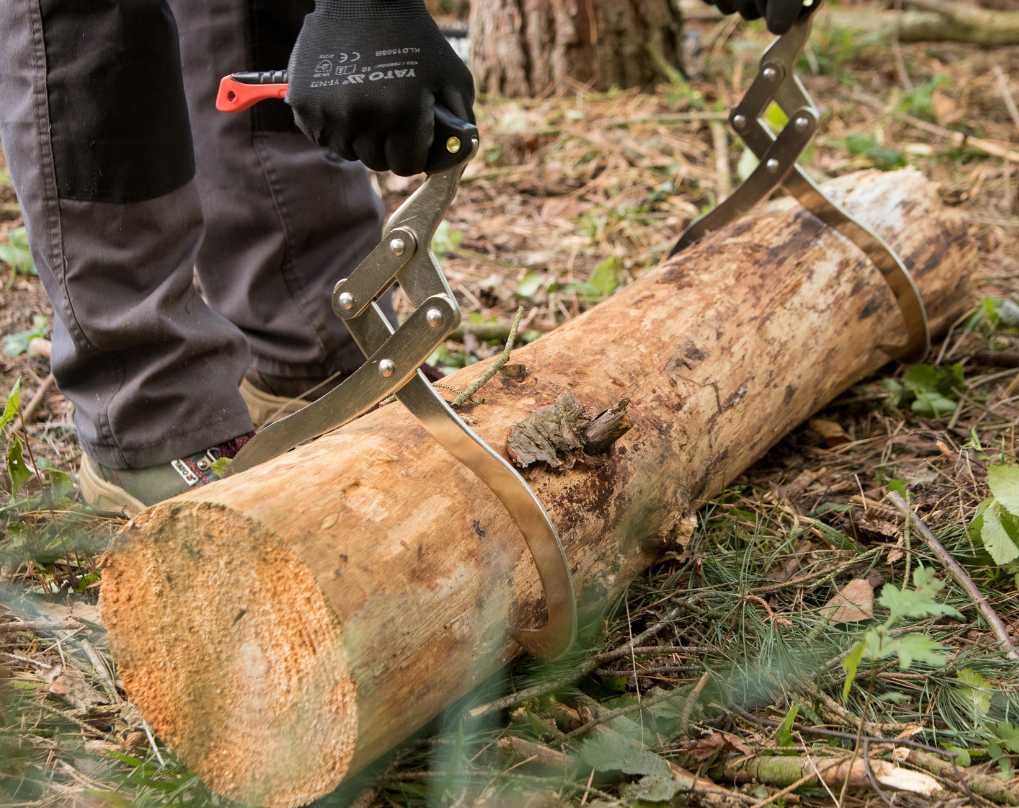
left=313, top=52, right=362, bottom=80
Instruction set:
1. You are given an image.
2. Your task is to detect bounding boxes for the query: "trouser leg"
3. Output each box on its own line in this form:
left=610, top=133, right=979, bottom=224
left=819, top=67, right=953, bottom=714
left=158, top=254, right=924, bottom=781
left=0, top=0, right=254, bottom=469
left=171, top=0, right=386, bottom=393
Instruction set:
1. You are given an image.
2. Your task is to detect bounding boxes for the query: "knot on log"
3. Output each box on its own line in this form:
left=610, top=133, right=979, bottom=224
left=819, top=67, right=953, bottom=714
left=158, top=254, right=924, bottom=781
left=506, top=393, right=632, bottom=471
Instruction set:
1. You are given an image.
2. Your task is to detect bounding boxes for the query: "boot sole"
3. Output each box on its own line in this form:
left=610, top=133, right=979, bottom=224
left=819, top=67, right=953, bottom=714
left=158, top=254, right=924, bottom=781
left=78, top=454, right=146, bottom=518
left=239, top=378, right=307, bottom=427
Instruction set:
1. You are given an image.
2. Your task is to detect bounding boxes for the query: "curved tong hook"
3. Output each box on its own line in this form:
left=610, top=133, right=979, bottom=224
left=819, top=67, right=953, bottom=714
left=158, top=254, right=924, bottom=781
left=219, top=75, right=578, bottom=659
left=333, top=146, right=578, bottom=660
left=671, top=18, right=930, bottom=360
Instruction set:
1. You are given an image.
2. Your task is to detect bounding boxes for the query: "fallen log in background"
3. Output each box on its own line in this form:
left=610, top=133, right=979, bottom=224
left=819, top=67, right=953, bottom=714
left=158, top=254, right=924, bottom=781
left=678, top=0, right=1019, bottom=45
left=101, top=169, right=974, bottom=808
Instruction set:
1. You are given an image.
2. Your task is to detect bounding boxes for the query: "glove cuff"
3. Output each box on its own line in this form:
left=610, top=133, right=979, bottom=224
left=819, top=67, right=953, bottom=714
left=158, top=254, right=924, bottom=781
left=316, top=0, right=431, bottom=20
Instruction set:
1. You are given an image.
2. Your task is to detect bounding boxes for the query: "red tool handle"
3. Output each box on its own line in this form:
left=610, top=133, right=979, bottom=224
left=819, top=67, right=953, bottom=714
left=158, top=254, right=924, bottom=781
left=216, top=71, right=289, bottom=113
left=217, top=69, right=478, bottom=173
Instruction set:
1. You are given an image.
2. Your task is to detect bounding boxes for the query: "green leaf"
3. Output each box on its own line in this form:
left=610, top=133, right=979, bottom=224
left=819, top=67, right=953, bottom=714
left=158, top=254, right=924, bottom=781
left=995, top=722, right=1019, bottom=754
left=0, top=380, right=22, bottom=432
left=912, top=566, right=944, bottom=598
left=844, top=133, right=906, bottom=170
left=516, top=272, right=547, bottom=300
left=969, top=496, right=995, bottom=544
left=588, top=257, right=621, bottom=299
left=3, top=314, right=49, bottom=358
left=988, top=741, right=1013, bottom=779
left=885, top=633, right=949, bottom=670
left=210, top=457, right=233, bottom=479
left=957, top=668, right=993, bottom=719
left=775, top=703, right=800, bottom=746
left=912, top=391, right=957, bottom=418
left=7, top=435, right=32, bottom=496
left=431, top=221, right=463, bottom=259
left=945, top=745, right=972, bottom=767
left=579, top=733, right=671, bottom=779
left=0, top=227, right=37, bottom=276
left=903, top=363, right=965, bottom=397
left=988, top=465, right=1019, bottom=516
left=842, top=640, right=865, bottom=703
left=764, top=102, right=790, bottom=132
left=980, top=503, right=1019, bottom=567
left=886, top=478, right=909, bottom=498
left=883, top=378, right=909, bottom=409
left=623, top=774, right=683, bottom=803
left=878, top=573, right=962, bottom=624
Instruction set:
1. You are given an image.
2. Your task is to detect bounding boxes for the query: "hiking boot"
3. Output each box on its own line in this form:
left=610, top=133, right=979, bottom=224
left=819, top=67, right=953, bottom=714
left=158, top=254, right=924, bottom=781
left=240, top=364, right=447, bottom=427
left=240, top=371, right=327, bottom=427
left=77, top=433, right=254, bottom=517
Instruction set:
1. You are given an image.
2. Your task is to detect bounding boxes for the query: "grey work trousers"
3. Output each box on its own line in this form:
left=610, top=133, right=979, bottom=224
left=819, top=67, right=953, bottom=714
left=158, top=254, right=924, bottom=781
left=0, top=0, right=385, bottom=469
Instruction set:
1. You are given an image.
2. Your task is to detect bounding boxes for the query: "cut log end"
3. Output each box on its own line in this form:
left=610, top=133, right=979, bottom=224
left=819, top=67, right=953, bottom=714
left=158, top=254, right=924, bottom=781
left=101, top=503, right=358, bottom=808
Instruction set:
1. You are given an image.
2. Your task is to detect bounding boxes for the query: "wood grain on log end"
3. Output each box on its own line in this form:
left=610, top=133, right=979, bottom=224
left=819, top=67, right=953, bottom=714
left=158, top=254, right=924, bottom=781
left=101, top=502, right=358, bottom=808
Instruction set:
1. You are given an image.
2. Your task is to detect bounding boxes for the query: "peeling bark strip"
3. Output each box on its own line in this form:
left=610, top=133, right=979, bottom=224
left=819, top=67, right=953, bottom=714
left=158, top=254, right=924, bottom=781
left=101, top=170, right=974, bottom=808
left=469, top=0, right=684, bottom=97
left=506, top=393, right=632, bottom=470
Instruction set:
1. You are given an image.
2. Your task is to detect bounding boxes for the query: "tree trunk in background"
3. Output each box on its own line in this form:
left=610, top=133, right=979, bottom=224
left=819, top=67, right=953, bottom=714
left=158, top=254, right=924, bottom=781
left=426, top=0, right=470, bottom=19
left=470, top=0, right=684, bottom=97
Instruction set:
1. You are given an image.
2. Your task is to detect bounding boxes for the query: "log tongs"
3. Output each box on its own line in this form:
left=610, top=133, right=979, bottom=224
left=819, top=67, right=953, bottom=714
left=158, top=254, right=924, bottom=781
left=673, top=16, right=930, bottom=359
left=215, top=74, right=577, bottom=660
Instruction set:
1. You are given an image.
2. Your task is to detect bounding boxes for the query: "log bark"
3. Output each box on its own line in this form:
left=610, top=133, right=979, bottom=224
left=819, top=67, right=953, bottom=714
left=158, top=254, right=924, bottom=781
left=100, top=169, right=974, bottom=808
left=469, top=0, right=684, bottom=97
left=678, top=0, right=1019, bottom=45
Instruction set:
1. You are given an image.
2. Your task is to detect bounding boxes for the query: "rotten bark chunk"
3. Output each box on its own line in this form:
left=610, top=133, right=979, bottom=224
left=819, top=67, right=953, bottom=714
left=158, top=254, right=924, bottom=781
left=506, top=393, right=631, bottom=471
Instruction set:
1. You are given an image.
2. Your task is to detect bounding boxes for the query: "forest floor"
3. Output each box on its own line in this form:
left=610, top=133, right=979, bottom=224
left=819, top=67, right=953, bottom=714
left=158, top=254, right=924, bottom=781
left=2, top=5, right=1019, bottom=807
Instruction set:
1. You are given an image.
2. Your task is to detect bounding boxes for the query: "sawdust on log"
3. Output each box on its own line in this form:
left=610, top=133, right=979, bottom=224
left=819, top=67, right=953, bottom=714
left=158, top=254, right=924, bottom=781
left=506, top=393, right=632, bottom=471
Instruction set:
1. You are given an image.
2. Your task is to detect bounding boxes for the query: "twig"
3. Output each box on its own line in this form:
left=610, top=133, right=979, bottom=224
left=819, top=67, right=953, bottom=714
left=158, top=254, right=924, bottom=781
left=0, top=620, right=78, bottom=633
left=453, top=307, right=524, bottom=408
left=852, top=89, right=1019, bottom=165
left=679, top=671, right=711, bottom=737
left=709, top=121, right=732, bottom=199
left=993, top=65, right=1019, bottom=138
left=17, top=373, right=55, bottom=427
left=887, top=492, right=1019, bottom=661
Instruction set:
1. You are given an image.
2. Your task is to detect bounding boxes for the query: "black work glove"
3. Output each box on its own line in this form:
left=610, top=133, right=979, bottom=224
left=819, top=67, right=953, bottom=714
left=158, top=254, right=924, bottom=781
left=288, top=0, right=476, bottom=176
left=704, top=0, right=819, bottom=35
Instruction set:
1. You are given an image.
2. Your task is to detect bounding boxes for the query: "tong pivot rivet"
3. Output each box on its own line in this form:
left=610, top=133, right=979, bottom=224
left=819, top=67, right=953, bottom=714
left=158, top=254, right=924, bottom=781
left=337, top=291, right=356, bottom=312
left=732, top=114, right=748, bottom=131
left=795, top=116, right=811, bottom=132
left=763, top=66, right=779, bottom=82
left=426, top=308, right=445, bottom=329
left=378, top=359, right=396, bottom=378
left=766, top=158, right=781, bottom=174
left=446, top=136, right=462, bottom=155
left=389, top=237, right=408, bottom=257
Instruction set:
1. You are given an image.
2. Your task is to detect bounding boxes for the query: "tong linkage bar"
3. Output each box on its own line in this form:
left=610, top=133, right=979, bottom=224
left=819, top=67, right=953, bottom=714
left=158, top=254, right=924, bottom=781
left=671, top=19, right=930, bottom=360
left=231, top=139, right=578, bottom=661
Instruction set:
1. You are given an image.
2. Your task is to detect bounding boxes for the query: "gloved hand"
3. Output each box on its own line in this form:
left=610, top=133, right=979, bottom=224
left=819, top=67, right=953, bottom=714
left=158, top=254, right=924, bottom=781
left=288, top=0, right=476, bottom=176
left=703, top=0, right=819, bottom=35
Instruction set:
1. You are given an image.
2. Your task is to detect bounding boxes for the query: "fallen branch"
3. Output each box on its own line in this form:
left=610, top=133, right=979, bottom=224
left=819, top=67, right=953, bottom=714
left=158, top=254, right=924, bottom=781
left=849, top=90, right=1019, bottom=167
left=886, top=492, right=1019, bottom=661
left=903, top=748, right=1019, bottom=806
left=720, top=754, right=942, bottom=798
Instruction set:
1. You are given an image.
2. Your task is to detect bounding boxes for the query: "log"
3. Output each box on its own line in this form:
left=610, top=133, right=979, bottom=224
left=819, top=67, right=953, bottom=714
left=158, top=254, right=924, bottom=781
left=678, top=0, right=1019, bottom=46
left=100, top=169, right=974, bottom=808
